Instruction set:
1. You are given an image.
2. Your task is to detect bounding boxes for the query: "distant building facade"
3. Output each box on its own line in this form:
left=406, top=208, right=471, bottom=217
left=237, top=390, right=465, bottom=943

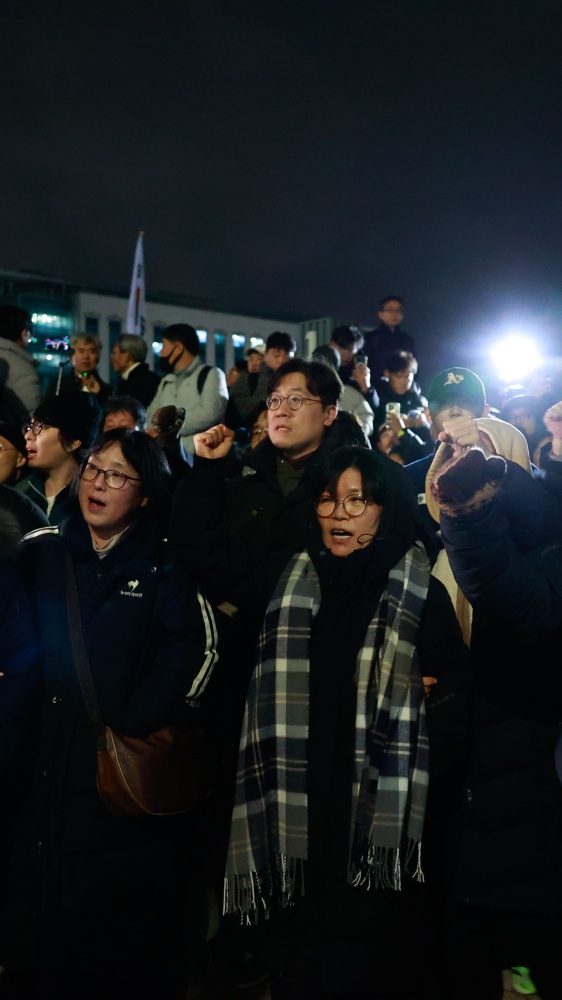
left=0, top=267, right=336, bottom=389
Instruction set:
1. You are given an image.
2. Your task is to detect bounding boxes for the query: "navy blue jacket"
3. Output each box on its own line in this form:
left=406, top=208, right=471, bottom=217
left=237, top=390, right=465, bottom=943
left=4, top=513, right=214, bottom=943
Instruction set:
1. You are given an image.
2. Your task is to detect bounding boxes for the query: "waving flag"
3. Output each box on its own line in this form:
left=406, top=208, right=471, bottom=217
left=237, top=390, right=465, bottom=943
left=126, top=231, right=146, bottom=337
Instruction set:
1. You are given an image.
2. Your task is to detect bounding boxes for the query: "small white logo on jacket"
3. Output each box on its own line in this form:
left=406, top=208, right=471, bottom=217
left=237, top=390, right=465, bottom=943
left=121, top=579, right=143, bottom=598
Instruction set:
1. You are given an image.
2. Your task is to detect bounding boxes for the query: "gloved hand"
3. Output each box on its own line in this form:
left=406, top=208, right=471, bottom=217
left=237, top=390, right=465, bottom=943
left=430, top=448, right=506, bottom=516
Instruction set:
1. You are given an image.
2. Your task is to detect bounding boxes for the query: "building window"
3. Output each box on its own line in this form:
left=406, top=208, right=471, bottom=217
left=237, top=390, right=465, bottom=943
left=85, top=316, right=99, bottom=336
left=213, top=332, right=225, bottom=372
left=108, top=319, right=122, bottom=345
left=232, top=333, right=246, bottom=362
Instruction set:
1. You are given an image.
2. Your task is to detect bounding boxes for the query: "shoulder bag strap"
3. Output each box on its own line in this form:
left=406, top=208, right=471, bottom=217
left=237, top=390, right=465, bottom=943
left=64, top=553, right=108, bottom=750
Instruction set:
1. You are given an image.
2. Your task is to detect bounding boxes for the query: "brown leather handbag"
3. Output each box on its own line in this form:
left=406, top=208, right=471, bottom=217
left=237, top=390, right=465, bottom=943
left=65, top=555, right=209, bottom=818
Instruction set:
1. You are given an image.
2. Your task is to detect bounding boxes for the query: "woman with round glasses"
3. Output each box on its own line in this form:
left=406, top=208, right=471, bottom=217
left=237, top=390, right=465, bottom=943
left=2, top=429, right=216, bottom=998
left=182, top=432, right=469, bottom=1000
left=17, top=393, right=101, bottom=523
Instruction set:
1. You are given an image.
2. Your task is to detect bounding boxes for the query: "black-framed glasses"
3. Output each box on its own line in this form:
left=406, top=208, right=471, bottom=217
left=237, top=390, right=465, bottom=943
left=80, top=462, right=141, bottom=491
left=266, top=393, right=322, bottom=411
left=315, top=494, right=372, bottom=518
left=22, top=420, right=48, bottom=437
left=0, top=442, right=16, bottom=453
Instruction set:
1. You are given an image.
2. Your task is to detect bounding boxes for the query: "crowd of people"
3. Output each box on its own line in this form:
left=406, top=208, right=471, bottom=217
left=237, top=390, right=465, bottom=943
left=0, top=297, right=561, bottom=1000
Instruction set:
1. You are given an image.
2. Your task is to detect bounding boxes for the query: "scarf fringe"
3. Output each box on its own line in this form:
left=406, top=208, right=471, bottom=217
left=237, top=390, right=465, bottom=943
left=224, top=854, right=305, bottom=923
left=348, top=830, right=425, bottom=891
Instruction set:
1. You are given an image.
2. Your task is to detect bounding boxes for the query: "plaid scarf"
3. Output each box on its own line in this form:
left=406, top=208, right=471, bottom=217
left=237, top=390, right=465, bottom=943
left=224, top=544, right=430, bottom=922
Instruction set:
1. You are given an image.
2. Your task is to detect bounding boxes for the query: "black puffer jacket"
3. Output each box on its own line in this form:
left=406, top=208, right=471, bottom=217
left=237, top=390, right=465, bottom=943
left=440, top=495, right=562, bottom=915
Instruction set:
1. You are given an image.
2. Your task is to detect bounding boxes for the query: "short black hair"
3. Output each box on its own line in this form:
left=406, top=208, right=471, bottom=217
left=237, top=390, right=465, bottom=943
left=319, top=446, right=387, bottom=506
left=331, top=325, right=364, bottom=352
left=102, top=396, right=147, bottom=431
left=379, top=295, right=404, bottom=310
left=248, top=399, right=268, bottom=424
left=0, top=305, right=32, bottom=343
left=266, top=331, right=297, bottom=355
left=162, top=323, right=200, bottom=356
left=269, top=358, right=343, bottom=408
left=34, top=392, right=102, bottom=464
left=82, top=429, right=172, bottom=514
left=385, top=351, right=417, bottom=374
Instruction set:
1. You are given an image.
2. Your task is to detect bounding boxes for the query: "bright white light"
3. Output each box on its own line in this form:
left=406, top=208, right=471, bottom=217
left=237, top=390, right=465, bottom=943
left=490, top=335, right=540, bottom=383
left=152, top=341, right=163, bottom=354
left=250, top=337, right=265, bottom=348
left=196, top=329, right=208, bottom=344
left=46, top=354, right=52, bottom=361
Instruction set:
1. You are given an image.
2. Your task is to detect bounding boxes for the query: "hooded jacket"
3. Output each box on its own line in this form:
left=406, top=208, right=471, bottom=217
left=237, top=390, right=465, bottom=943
left=0, top=337, right=41, bottom=421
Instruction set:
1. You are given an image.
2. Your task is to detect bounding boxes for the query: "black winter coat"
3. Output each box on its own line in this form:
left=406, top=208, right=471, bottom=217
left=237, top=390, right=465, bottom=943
left=118, top=362, right=161, bottom=409
left=172, top=423, right=364, bottom=586
left=440, top=494, right=562, bottom=915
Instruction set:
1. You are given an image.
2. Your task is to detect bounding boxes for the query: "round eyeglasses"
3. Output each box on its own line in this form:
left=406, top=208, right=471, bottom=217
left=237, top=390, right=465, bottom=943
left=315, top=495, right=371, bottom=518
left=80, top=462, right=141, bottom=491
left=22, top=420, right=47, bottom=437
left=266, top=393, right=322, bottom=411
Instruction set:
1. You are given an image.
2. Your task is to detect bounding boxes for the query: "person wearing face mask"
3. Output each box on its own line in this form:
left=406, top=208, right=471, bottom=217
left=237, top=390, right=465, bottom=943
left=146, top=324, right=228, bottom=455
left=174, top=435, right=470, bottom=1000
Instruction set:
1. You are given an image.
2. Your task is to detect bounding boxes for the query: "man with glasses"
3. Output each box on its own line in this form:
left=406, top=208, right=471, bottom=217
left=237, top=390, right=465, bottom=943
left=171, top=358, right=369, bottom=567
left=0, top=305, right=41, bottom=423
left=364, top=295, right=417, bottom=381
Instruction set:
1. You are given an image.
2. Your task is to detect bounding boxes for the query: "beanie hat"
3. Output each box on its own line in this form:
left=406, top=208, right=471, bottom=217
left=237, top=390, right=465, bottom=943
left=33, top=393, right=102, bottom=450
left=0, top=422, right=26, bottom=455
left=427, top=367, right=486, bottom=414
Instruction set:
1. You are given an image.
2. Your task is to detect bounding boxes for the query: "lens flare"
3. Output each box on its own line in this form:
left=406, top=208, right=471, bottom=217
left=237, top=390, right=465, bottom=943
left=490, top=335, right=539, bottom=382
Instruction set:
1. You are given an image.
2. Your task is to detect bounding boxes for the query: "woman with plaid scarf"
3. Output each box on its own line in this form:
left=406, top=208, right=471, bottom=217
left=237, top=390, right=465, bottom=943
left=184, top=432, right=470, bottom=999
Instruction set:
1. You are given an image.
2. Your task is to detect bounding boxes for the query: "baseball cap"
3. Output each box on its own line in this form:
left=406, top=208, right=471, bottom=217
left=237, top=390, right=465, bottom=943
left=427, top=367, right=486, bottom=413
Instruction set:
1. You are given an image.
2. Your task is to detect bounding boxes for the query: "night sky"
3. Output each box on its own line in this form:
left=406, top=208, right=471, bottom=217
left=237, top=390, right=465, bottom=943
left=3, top=0, right=562, bottom=378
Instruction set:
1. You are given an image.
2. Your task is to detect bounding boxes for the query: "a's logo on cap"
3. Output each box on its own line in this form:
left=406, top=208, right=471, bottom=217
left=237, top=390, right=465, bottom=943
left=443, top=372, right=464, bottom=386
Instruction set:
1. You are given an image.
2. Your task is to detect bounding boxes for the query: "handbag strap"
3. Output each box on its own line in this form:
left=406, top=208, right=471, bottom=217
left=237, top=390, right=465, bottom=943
left=64, top=553, right=108, bottom=750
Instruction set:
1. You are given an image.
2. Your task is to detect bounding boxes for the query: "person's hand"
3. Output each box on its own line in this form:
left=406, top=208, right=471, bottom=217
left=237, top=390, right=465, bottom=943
left=422, top=676, right=437, bottom=697
left=404, top=410, right=428, bottom=430
left=439, top=414, right=482, bottom=448
left=352, top=363, right=371, bottom=393
left=147, top=406, right=185, bottom=443
left=80, top=372, right=101, bottom=394
left=543, top=401, right=562, bottom=457
left=543, top=402, right=562, bottom=437
left=226, top=367, right=241, bottom=389
left=431, top=448, right=506, bottom=515
left=386, top=411, right=405, bottom=436
left=194, top=424, right=235, bottom=460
